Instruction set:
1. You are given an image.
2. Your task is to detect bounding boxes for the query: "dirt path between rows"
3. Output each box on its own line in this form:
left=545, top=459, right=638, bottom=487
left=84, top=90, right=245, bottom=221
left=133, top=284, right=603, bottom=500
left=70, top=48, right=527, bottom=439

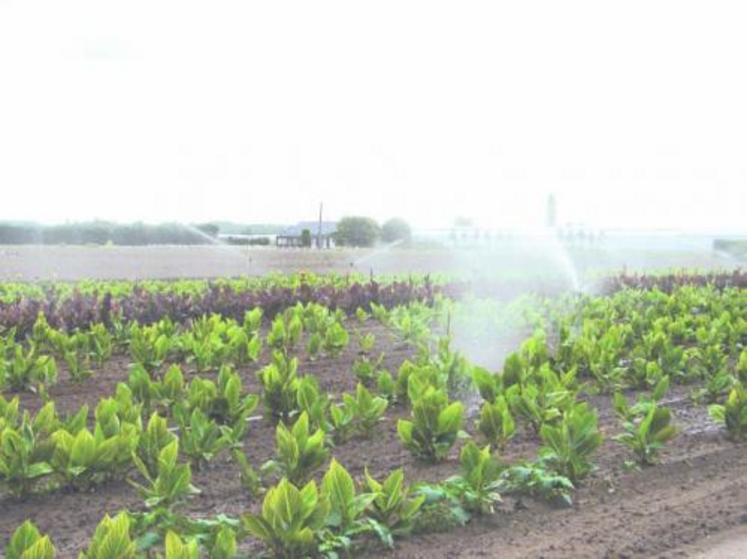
left=389, top=429, right=747, bottom=559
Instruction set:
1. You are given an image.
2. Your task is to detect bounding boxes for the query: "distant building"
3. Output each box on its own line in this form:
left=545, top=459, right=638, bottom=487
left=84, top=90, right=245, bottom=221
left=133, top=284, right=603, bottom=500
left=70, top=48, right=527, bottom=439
left=276, top=221, right=338, bottom=248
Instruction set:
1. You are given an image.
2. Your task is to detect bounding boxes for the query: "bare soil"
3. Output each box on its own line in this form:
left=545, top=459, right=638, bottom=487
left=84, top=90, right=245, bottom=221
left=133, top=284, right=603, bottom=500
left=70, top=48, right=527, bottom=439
left=1, top=322, right=745, bottom=558
left=0, top=244, right=730, bottom=282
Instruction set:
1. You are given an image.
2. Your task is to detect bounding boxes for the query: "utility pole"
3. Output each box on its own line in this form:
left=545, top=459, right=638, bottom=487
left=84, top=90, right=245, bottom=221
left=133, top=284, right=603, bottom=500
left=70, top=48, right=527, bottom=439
left=317, top=202, right=323, bottom=249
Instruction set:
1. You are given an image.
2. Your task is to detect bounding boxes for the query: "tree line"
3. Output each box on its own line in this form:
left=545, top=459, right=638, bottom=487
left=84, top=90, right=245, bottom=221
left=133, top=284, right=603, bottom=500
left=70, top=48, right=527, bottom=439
left=0, top=218, right=412, bottom=247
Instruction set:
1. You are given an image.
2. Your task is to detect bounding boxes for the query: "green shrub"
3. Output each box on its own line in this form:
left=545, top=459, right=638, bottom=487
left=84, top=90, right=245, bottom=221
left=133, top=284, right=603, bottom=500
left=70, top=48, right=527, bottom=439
left=539, top=402, right=602, bottom=482
left=242, top=478, right=329, bottom=559
left=397, top=386, right=464, bottom=462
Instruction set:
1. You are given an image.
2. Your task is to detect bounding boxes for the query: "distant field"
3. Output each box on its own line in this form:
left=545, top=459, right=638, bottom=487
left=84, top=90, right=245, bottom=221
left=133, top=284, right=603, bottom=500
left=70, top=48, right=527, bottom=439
left=0, top=241, right=735, bottom=282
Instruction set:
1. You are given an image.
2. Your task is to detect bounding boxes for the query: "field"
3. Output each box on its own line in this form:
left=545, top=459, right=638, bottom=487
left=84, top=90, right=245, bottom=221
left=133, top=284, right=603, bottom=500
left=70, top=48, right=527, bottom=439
left=1, top=269, right=747, bottom=558
left=0, top=239, right=734, bottom=282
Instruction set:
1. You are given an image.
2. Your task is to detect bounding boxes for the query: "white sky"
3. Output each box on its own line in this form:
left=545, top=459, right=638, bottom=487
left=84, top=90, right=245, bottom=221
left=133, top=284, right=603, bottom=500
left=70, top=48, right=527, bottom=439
left=1, top=1, right=746, bottom=231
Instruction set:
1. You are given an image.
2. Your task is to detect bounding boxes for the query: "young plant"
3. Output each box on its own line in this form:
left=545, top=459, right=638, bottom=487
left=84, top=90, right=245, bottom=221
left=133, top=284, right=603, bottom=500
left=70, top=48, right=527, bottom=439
left=355, top=307, right=370, bottom=324
left=341, top=383, right=388, bottom=438
left=129, top=323, right=173, bottom=372
left=210, top=365, right=259, bottom=429
left=5, top=520, right=56, bottom=559
left=296, top=376, right=330, bottom=432
left=352, top=353, right=385, bottom=386
left=376, top=370, right=396, bottom=402
left=363, top=468, right=425, bottom=547
left=0, top=344, right=57, bottom=393
left=306, top=332, right=322, bottom=360
left=477, top=396, right=515, bottom=451
left=64, top=347, right=93, bottom=383
left=444, top=442, right=504, bottom=515
left=357, top=332, right=376, bottom=354
left=321, top=459, right=374, bottom=532
left=614, top=402, right=677, bottom=466
left=323, top=322, right=349, bottom=357
left=538, top=401, right=602, bottom=482
left=90, top=323, right=114, bottom=366
left=50, top=424, right=138, bottom=488
left=135, top=412, right=177, bottom=479
left=397, top=386, right=464, bottom=462
left=265, top=412, right=328, bottom=485
left=174, top=407, right=228, bottom=468
left=471, top=366, right=501, bottom=403
left=232, top=449, right=262, bottom=498
left=162, top=531, right=200, bottom=559
left=244, top=307, right=263, bottom=335
left=242, top=478, right=329, bottom=559
left=500, top=462, right=574, bottom=507
left=131, top=439, right=201, bottom=510
left=709, top=382, right=747, bottom=441
left=0, top=422, right=54, bottom=498
left=319, top=459, right=376, bottom=555
left=79, top=513, right=138, bottom=559
left=257, top=353, right=300, bottom=422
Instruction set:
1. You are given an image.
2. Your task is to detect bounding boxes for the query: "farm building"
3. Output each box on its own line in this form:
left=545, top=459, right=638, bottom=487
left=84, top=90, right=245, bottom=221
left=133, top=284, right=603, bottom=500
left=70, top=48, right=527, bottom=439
left=276, top=221, right=337, bottom=248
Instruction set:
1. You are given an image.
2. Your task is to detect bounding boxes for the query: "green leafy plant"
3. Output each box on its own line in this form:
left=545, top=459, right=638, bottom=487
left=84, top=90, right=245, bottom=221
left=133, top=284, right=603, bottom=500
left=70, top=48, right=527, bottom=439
left=538, top=402, right=602, bottom=482
left=444, top=442, right=503, bottom=515
left=131, top=439, right=201, bottom=509
left=500, top=462, right=574, bottom=507
left=376, top=370, right=395, bottom=401
left=64, top=346, right=93, bottom=383
left=257, top=353, right=300, bottom=422
left=174, top=408, right=228, bottom=468
left=471, top=366, right=501, bottom=403
left=352, top=353, right=385, bottom=386
left=397, top=386, right=464, bottom=462
left=323, top=322, right=349, bottom=357
left=244, top=308, right=263, bottom=334
left=161, top=531, right=199, bottom=559
left=0, top=422, right=54, bottom=497
left=477, top=396, right=515, bottom=451
left=296, top=376, right=330, bottom=432
left=265, top=412, right=328, bottom=485
left=204, top=525, right=238, bottom=559
left=355, top=307, right=370, bottom=324
left=363, top=468, right=425, bottom=548
left=338, top=383, right=388, bottom=438
left=613, top=384, right=677, bottom=466
left=614, top=402, right=677, bottom=466
left=306, top=332, right=322, bottom=360
left=357, top=332, right=376, bottom=354
left=232, top=449, right=262, bottom=498
left=319, top=459, right=376, bottom=555
left=242, top=478, right=330, bottom=559
left=129, top=323, right=174, bottom=372
left=5, top=520, right=56, bottom=559
left=90, top=323, right=114, bottom=366
left=135, top=412, right=177, bottom=479
left=709, top=382, right=747, bottom=441
left=208, top=365, right=259, bottom=431
left=0, top=344, right=57, bottom=393
left=79, top=512, right=138, bottom=559
left=50, top=423, right=139, bottom=489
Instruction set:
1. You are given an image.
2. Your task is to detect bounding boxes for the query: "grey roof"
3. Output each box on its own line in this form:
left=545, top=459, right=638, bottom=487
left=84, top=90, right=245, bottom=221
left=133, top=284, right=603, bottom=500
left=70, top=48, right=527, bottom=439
left=279, top=221, right=337, bottom=237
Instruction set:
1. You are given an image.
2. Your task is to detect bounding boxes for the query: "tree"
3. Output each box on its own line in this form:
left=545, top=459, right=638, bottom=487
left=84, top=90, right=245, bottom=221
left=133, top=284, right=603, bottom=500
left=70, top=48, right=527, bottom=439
left=300, top=229, right=312, bottom=247
left=195, top=223, right=219, bottom=237
left=334, top=217, right=380, bottom=247
left=381, top=218, right=411, bottom=243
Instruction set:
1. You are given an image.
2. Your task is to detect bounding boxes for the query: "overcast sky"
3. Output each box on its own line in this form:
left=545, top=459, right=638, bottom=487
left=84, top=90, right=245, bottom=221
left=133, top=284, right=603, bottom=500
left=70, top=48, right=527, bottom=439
left=1, top=1, right=745, bottom=231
